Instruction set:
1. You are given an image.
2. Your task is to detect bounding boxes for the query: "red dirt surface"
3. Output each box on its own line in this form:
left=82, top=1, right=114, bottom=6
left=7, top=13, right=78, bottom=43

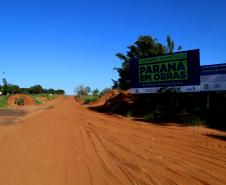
left=0, top=96, right=226, bottom=185
left=7, top=94, right=36, bottom=106
left=89, top=90, right=121, bottom=106
left=89, top=90, right=135, bottom=114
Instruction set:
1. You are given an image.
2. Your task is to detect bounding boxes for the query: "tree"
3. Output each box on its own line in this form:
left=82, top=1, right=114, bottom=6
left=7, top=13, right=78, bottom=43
left=166, top=35, right=174, bottom=53
left=92, top=88, right=100, bottom=96
left=92, top=88, right=100, bottom=97
left=19, top=88, right=30, bottom=94
left=177, top=45, right=182, bottom=51
left=2, top=78, right=7, bottom=86
left=111, top=79, right=119, bottom=89
left=7, top=84, right=20, bottom=94
left=114, top=35, right=180, bottom=90
left=55, top=89, right=65, bottom=94
left=46, top=88, right=55, bottom=94
left=1, top=78, right=8, bottom=95
left=0, top=78, right=65, bottom=95
left=29, top=85, right=44, bottom=94
left=85, top=86, right=91, bottom=94
left=75, top=85, right=90, bottom=97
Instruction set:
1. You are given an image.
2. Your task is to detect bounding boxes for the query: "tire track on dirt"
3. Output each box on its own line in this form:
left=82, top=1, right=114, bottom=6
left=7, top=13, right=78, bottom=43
left=0, top=97, right=226, bottom=185
left=81, top=113, right=226, bottom=185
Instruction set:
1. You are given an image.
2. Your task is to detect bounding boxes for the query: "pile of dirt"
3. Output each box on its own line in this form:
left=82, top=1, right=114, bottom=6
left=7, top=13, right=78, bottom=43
left=89, top=90, right=121, bottom=107
left=89, top=90, right=135, bottom=114
left=7, top=94, right=36, bottom=106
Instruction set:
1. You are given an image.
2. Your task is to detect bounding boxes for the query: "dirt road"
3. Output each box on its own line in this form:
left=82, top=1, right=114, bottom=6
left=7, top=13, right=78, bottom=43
left=0, top=96, right=225, bottom=185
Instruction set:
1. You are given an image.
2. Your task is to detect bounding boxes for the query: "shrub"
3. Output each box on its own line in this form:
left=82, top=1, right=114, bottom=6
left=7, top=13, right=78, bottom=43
left=144, top=113, right=155, bottom=122
left=126, top=110, right=134, bottom=118
left=83, top=96, right=98, bottom=104
left=15, top=97, right=24, bottom=106
left=181, top=115, right=202, bottom=126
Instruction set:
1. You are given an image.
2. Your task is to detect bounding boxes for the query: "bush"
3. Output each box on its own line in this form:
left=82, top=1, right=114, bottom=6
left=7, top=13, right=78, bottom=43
left=83, top=95, right=98, bottom=104
left=181, top=115, right=202, bottom=126
left=126, top=110, right=134, bottom=118
left=144, top=111, right=174, bottom=122
left=15, top=97, right=24, bottom=106
left=144, top=113, right=156, bottom=122
left=75, top=85, right=90, bottom=97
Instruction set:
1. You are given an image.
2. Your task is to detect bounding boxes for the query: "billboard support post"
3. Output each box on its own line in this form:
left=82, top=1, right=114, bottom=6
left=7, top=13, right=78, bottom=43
left=206, top=93, right=210, bottom=109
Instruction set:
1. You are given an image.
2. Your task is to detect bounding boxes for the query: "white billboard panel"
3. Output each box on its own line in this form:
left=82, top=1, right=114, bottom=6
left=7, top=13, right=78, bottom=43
left=200, top=74, right=226, bottom=91
left=130, top=85, right=200, bottom=94
left=130, top=63, right=226, bottom=94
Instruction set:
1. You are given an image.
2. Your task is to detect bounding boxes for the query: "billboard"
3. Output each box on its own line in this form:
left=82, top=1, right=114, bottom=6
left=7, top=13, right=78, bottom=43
left=200, top=63, right=226, bottom=91
left=130, top=49, right=200, bottom=94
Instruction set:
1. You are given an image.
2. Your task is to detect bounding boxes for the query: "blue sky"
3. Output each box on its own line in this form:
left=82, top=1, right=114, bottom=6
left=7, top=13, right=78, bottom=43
left=0, top=0, right=226, bottom=94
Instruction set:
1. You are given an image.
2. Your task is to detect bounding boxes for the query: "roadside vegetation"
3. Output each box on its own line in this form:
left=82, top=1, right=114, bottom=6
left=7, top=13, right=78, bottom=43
left=15, top=97, right=25, bottom=106
left=112, top=35, right=180, bottom=90
left=31, top=94, right=56, bottom=104
left=75, top=85, right=111, bottom=104
left=0, top=78, right=65, bottom=96
left=99, top=34, right=226, bottom=130
left=0, top=78, right=63, bottom=106
left=0, top=96, right=8, bottom=108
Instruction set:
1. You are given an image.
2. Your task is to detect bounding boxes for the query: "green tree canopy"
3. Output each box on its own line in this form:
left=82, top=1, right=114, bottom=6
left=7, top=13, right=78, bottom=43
left=92, top=88, right=100, bottom=97
left=0, top=78, right=65, bottom=95
left=29, top=85, right=44, bottom=94
left=1, top=78, right=20, bottom=95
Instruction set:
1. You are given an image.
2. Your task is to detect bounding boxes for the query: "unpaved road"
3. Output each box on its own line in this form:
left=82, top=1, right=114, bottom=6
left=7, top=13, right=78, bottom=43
left=0, top=97, right=225, bottom=185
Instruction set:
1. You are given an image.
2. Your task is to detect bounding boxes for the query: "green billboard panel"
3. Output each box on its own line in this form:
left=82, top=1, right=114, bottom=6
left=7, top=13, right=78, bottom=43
left=130, top=49, right=200, bottom=94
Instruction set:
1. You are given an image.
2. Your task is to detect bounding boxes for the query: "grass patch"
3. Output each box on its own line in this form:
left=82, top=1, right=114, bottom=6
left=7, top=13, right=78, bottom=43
left=83, top=95, right=99, bottom=104
left=32, top=96, right=43, bottom=105
left=40, top=94, right=56, bottom=100
left=0, top=96, right=8, bottom=108
left=31, top=94, right=56, bottom=105
left=75, top=95, right=99, bottom=104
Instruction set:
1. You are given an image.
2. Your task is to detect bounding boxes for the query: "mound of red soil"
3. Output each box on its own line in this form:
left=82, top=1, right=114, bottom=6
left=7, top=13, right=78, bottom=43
left=7, top=94, right=36, bottom=106
left=89, top=90, right=135, bottom=114
left=89, top=90, right=121, bottom=107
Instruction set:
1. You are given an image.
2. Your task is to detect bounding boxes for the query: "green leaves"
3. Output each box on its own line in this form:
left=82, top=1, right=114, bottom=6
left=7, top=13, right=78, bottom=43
left=167, top=34, right=174, bottom=53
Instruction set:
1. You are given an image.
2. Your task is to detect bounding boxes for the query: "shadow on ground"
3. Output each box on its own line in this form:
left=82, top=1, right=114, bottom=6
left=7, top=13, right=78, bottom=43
left=206, top=134, right=226, bottom=141
left=0, top=109, right=27, bottom=126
